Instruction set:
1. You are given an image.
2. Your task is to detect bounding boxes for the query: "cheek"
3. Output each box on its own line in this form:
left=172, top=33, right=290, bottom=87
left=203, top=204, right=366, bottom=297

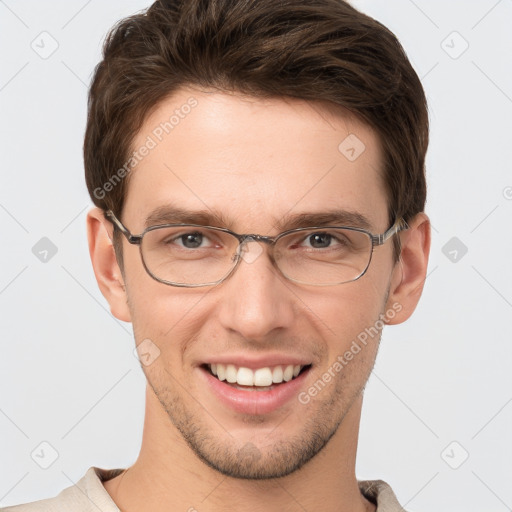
left=304, top=274, right=390, bottom=370
left=127, top=279, right=212, bottom=367
left=316, top=279, right=387, bottom=331
left=122, top=247, right=189, bottom=333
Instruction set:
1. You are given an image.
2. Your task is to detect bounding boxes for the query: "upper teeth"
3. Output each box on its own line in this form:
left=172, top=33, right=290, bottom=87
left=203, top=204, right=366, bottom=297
left=210, top=363, right=303, bottom=386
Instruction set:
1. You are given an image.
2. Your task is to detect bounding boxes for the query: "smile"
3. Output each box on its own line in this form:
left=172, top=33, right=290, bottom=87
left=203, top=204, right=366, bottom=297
left=207, top=363, right=309, bottom=389
left=199, top=362, right=312, bottom=415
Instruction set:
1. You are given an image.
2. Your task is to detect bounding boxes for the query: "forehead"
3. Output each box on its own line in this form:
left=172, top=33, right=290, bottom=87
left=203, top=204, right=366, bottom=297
left=124, top=88, right=388, bottom=233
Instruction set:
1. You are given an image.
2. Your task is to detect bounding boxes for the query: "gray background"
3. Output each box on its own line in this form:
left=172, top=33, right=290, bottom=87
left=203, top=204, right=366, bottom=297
left=1, top=0, right=511, bottom=510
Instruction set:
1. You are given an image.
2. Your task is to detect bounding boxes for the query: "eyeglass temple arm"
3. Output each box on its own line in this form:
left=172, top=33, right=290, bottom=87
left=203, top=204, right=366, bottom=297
left=104, top=210, right=142, bottom=245
left=372, top=218, right=409, bottom=246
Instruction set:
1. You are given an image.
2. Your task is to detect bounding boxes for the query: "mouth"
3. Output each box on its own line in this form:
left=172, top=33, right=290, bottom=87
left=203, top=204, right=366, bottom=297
left=203, top=363, right=312, bottom=391
left=196, top=352, right=314, bottom=420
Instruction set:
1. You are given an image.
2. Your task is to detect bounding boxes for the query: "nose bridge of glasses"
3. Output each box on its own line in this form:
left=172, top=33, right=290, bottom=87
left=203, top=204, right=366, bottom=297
left=239, top=233, right=275, bottom=245
left=236, top=234, right=277, bottom=265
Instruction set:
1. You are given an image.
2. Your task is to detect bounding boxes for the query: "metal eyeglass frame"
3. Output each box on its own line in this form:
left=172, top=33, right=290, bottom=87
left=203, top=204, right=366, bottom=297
left=105, top=210, right=409, bottom=287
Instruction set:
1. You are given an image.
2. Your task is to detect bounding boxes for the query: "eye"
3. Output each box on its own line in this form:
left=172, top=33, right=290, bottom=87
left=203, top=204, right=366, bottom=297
left=301, top=231, right=349, bottom=249
left=306, top=232, right=334, bottom=249
left=166, top=230, right=225, bottom=250
left=176, top=232, right=206, bottom=249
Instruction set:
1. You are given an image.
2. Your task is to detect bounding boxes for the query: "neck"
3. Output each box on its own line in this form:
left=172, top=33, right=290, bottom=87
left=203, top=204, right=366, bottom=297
left=103, top=385, right=375, bottom=512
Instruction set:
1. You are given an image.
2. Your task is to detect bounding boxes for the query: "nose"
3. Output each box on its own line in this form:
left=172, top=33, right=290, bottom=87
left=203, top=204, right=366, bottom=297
left=216, top=240, right=296, bottom=342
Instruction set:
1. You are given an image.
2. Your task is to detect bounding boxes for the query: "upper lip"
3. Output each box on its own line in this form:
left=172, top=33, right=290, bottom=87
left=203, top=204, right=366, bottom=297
left=200, top=354, right=312, bottom=369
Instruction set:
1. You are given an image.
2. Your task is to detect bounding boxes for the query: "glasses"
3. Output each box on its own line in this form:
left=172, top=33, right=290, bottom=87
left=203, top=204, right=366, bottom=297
left=105, top=210, right=408, bottom=287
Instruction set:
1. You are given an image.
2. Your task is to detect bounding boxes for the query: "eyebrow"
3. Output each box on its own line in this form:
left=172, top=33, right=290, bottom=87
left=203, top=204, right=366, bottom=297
left=144, top=205, right=373, bottom=232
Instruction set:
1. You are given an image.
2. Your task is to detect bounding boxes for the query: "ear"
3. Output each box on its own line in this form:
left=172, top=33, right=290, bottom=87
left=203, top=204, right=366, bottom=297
left=86, top=207, right=132, bottom=323
left=384, top=212, right=431, bottom=324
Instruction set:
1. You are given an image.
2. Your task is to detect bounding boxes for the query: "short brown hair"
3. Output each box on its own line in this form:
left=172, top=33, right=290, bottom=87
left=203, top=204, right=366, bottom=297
left=84, top=0, right=428, bottom=262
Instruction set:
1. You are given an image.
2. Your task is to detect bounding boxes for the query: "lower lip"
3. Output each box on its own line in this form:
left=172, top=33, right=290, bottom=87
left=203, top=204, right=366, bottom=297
left=198, top=366, right=311, bottom=415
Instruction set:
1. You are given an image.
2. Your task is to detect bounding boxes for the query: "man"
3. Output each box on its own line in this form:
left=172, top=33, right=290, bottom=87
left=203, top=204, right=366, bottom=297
left=4, top=0, right=430, bottom=510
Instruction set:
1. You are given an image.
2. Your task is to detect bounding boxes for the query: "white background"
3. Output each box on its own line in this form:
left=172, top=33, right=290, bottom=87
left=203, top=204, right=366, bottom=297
left=1, top=1, right=511, bottom=510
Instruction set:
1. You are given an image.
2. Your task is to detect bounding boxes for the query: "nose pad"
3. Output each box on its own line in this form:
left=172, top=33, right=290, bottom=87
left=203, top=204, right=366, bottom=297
left=238, top=237, right=265, bottom=265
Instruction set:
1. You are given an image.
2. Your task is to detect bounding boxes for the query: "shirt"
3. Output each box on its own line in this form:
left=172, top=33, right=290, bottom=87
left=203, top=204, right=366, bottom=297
left=1, top=467, right=407, bottom=511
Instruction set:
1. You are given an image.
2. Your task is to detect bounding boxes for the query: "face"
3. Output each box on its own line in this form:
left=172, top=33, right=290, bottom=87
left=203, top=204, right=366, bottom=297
left=113, top=88, right=401, bottom=479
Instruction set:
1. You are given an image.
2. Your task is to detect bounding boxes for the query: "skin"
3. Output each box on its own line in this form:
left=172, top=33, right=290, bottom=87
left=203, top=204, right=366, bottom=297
left=87, top=87, right=430, bottom=512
